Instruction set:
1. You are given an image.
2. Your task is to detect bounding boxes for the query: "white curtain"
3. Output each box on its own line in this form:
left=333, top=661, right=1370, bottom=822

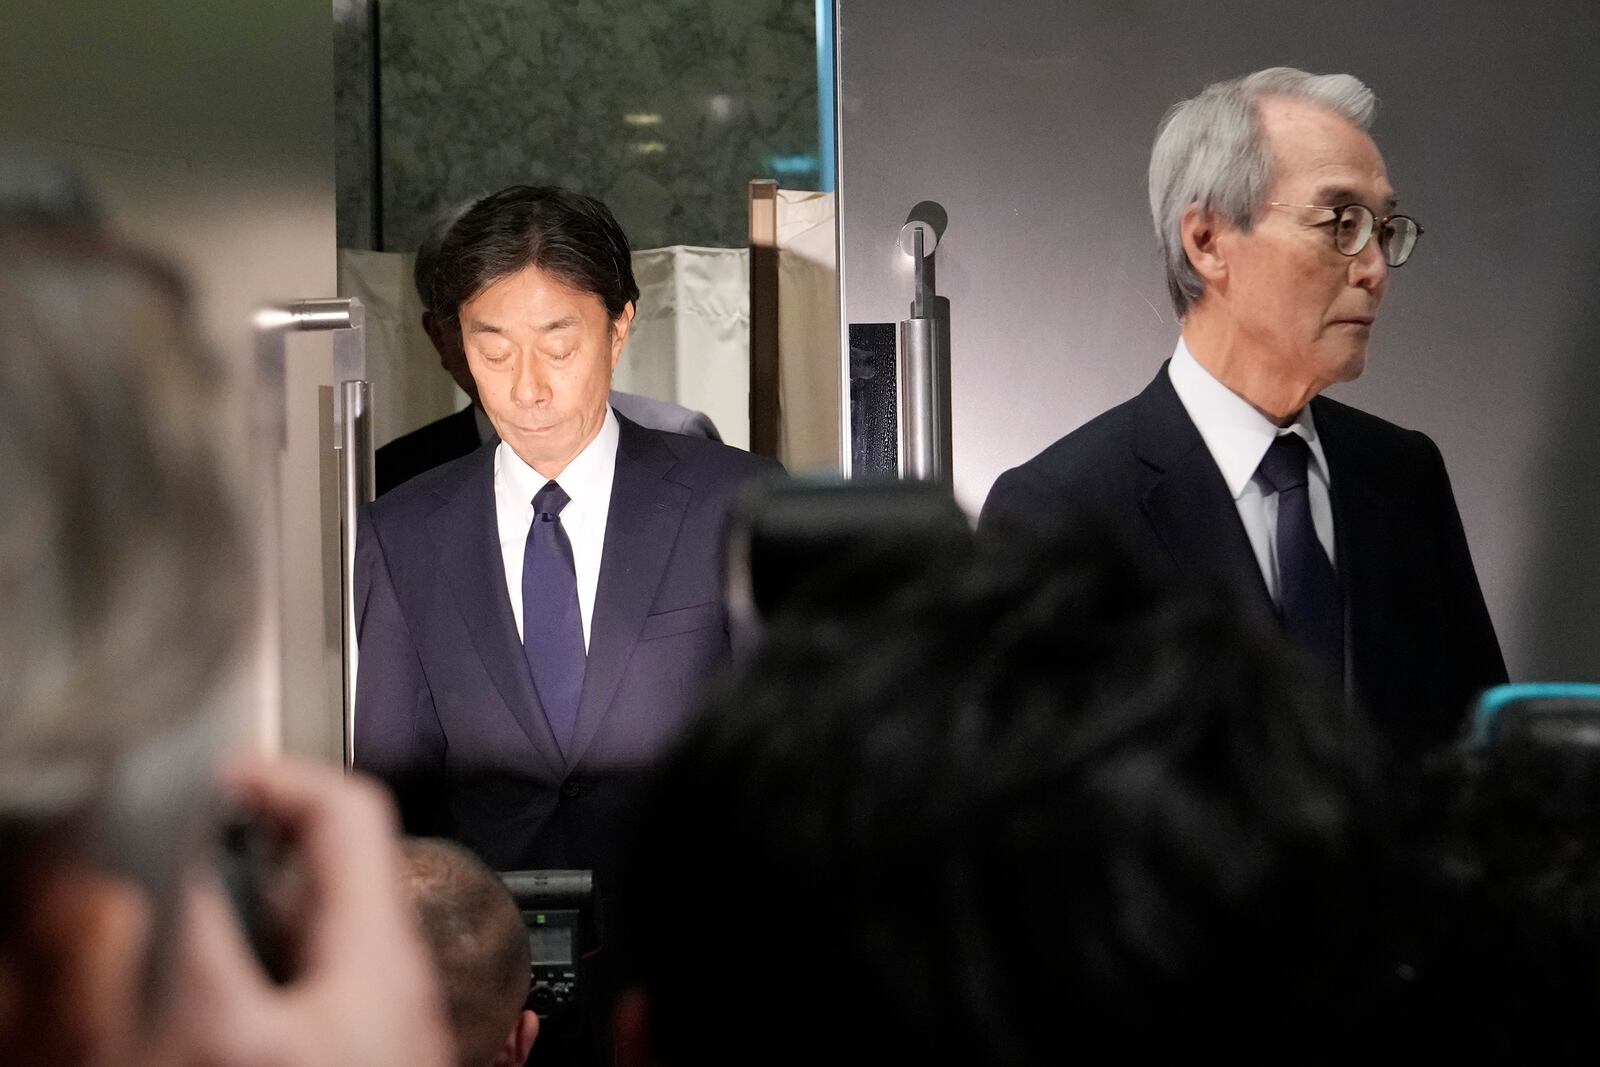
left=618, top=246, right=751, bottom=450
left=337, top=249, right=463, bottom=450
left=774, top=190, right=841, bottom=473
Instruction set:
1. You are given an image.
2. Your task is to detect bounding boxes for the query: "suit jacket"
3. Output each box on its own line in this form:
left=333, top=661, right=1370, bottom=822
left=375, top=406, right=480, bottom=497
left=980, top=362, right=1507, bottom=755
left=354, top=414, right=780, bottom=879
left=376, top=392, right=721, bottom=497
left=607, top=391, right=721, bottom=443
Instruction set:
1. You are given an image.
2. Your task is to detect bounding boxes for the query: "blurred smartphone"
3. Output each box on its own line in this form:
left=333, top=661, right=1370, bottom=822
left=1468, top=683, right=1600, bottom=815
left=85, top=711, right=303, bottom=993
left=215, top=812, right=298, bottom=984
left=1468, top=683, right=1600, bottom=747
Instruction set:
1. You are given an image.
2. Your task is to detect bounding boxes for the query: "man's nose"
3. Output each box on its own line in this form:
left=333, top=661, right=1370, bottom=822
left=510, top=357, right=550, bottom=406
left=1350, top=238, right=1389, bottom=295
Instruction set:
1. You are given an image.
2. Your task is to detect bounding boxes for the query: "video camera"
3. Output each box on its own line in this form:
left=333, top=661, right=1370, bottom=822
left=499, top=868, right=596, bottom=1018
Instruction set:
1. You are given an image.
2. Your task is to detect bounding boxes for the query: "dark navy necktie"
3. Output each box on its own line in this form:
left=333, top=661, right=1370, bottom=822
left=522, top=481, right=585, bottom=754
left=1256, top=434, right=1344, bottom=677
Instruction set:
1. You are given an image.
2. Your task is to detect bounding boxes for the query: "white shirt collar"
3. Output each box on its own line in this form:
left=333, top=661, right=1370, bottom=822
left=1167, top=337, right=1330, bottom=499
left=494, top=405, right=620, bottom=509
left=492, top=406, right=619, bottom=649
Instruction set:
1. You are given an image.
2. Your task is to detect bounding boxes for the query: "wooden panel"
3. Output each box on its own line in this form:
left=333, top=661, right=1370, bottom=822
left=748, top=179, right=781, bottom=458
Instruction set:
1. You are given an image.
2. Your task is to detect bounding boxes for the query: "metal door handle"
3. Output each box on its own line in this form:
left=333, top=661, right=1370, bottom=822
left=897, top=222, right=948, bottom=480
left=251, top=298, right=370, bottom=767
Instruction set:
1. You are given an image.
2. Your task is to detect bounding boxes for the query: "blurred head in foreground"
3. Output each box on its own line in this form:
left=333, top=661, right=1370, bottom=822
left=0, top=187, right=451, bottom=1067
left=403, top=839, right=539, bottom=1067
left=1404, top=697, right=1600, bottom=1063
left=0, top=216, right=250, bottom=1064
left=618, top=520, right=1400, bottom=1066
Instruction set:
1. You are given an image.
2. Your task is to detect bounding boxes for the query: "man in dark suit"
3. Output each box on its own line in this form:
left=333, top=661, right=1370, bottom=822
left=982, top=67, right=1506, bottom=756
left=355, top=186, right=779, bottom=879
left=377, top=199, right=720, bottom=497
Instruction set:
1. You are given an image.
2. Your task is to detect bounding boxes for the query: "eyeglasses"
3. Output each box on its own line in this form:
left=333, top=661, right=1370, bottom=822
left=1267, top=202, right=1423, bottom=267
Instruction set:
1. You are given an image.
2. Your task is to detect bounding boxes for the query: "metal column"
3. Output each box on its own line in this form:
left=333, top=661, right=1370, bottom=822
left=251, top=298, right=372, bottom=767
left=897, top=221, right=949, bottom=481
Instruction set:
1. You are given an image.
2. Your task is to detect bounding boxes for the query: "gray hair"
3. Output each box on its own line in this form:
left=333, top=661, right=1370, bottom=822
left=0, top=228, right=250, bottom=817
left=0, top=149, right=105, bottom=228
left=1149, top=67, right=1377, bottom=318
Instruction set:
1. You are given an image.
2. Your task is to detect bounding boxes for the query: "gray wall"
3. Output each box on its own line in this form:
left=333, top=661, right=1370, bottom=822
left=1, top=2, right=346, bottom=759
left=837, top=0, right=1600, bottom=681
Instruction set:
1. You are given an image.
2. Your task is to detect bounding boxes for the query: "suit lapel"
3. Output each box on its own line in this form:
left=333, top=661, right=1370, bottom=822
left=1134, top=365, right=1276, bottom=622
left=426, top=444, right=564, bottom=778
left=566, top=418, right=690, bottom=767
left=1313, top=399, right=1396, bottom=698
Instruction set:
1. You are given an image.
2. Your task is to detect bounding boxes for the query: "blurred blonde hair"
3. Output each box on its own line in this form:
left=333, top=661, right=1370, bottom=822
left=0, top=227, right=250, bottom=816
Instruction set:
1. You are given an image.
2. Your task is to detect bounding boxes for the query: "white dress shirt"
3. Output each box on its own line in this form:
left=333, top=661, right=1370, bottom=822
left=1166, top=338, right=1336, bottom=605
left=494, top=408, right=619, bottom=649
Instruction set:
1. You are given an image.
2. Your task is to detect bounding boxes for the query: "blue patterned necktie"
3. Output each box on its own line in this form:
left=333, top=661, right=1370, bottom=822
left=522, top=481, right=585, bottom=754
left=1256, top=434, right=1344, bottom=677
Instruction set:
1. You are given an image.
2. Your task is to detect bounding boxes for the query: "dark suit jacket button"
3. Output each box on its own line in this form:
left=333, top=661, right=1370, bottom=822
left=561, top=779, right=581, bottom=798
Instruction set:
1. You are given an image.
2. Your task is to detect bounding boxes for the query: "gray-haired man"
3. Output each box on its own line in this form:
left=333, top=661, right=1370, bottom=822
left=981, top=67, right=1506, bottom=756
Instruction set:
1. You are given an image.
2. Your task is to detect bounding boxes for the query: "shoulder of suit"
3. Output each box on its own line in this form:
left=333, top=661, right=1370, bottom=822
left=627, top=419, right=784, bottom=484
left=1311, top=395, right=1450, bottom=500
left=370, top=440, right=490, bottom=527
left=376, top=407, right=473, bottom=457
left=992, top=391, right=1144, bottom=492
left=610, top=391, right=718, bottom=436
left=1312, top=394, right=1437, bottom=455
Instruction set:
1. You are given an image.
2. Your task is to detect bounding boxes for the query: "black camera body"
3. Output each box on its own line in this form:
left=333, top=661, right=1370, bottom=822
left=499, top=869, right=595, bottom=1018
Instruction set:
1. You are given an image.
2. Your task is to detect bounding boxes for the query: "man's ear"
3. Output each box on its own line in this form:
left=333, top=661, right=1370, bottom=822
left=611, top=986, right=658, bottom=1067
left=0, top=949, right=21, bottom=1063
left=1179, top=203, right=1229, bottom=289
left=491, top=1009, right=540, bottom=1067
left=609, top=301, right=636, bottom=367
left=424, top=310, right=479, bottom=402
left=421, top=311, right=446, bottom=359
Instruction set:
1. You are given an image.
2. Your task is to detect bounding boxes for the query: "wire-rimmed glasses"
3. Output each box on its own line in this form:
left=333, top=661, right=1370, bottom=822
left=1268, top=202, right=1423, bottom=267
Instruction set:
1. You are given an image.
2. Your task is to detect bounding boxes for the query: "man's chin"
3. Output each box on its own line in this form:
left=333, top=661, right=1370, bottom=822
left=505, top=431, right=576, bottom=477
left=1342, top=350, right=1369, bottom=382
left=1324, top=344, right=1369, bottom=385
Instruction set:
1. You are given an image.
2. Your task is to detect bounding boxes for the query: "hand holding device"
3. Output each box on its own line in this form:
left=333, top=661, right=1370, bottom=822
left=168, top=759, right=453, bottom=1067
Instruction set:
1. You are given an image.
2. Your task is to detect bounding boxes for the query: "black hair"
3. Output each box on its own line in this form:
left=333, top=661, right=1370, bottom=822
left=411, top=198, right=478, bottom=312
left=619, top=517, right=1402, bottom=1066
left=432, top=185, right=639, bottom=323
left=1399, top=712, right=1600, bottom=1063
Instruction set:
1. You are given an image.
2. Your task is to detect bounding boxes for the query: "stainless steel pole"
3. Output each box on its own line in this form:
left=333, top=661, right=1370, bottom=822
left=337, top=380, right=373, bottom=770
left=898, top=316, right=939, bottom=479
left=897, top=222, right=947, bottom=480
left=250, top=298, right=369, bottom=764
